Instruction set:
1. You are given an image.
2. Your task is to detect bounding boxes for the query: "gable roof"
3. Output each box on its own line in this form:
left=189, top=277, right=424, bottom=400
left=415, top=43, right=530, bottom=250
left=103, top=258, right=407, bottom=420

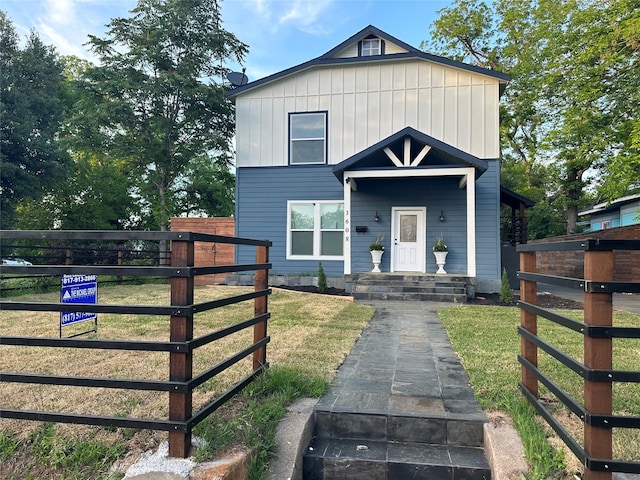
left=228, top=25, right=510, bottom=99
left=332, top=126, right=489, bottom=182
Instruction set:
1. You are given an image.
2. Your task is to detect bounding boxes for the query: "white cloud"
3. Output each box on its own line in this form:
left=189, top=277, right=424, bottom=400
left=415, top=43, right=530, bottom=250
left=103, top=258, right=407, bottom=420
left=277, top=0, right=334, bottom=34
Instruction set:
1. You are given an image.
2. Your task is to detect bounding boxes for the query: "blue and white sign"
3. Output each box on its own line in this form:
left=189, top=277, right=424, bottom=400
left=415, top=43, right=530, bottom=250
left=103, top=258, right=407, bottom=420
left=61, top=275, right=98, bottom=326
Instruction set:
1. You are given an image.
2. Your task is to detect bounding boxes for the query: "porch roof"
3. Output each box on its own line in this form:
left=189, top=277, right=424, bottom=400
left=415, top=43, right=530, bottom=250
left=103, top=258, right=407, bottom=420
left=332, top=127, right=489, bottom=183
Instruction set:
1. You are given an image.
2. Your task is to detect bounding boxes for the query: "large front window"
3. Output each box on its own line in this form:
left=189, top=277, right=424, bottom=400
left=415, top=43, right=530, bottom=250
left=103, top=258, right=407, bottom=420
left=289, top=112, right=327, bottom=165
left=288, top=201, right=344, bottom=259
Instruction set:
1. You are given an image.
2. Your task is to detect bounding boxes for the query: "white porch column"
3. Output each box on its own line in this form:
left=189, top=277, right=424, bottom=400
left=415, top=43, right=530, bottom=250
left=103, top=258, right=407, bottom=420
left=465, top=170, right=477, bottom=277
left=343, top=174, right=352, bottom=275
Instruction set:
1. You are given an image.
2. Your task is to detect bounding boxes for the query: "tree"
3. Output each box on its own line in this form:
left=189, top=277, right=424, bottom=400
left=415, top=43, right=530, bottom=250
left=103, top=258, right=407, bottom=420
left=17, top=152, right=135, bottom=230
left=76, top=0, right=247, bottom=233
left=0, top=12, right=69, bottom=229
left=174, top=156, right=235, bottom=218
left=424, top=0, right=640, bottom=235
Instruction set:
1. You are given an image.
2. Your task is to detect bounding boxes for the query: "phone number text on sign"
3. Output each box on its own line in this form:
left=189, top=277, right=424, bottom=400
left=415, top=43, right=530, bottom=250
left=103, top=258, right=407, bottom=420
left=61, top=275, right=97, bottom=326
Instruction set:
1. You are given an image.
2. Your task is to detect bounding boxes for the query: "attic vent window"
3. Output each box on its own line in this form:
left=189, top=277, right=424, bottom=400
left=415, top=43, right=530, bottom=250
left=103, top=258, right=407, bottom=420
left=361, top=38, right=381, bottom=56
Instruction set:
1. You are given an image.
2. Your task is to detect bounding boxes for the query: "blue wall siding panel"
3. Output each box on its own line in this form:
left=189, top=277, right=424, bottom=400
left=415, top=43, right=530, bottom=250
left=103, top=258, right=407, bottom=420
left=237, top=163, right=501, bottom=281
left=236, top=166, right=345, bottom=276
left=474, top=160, right=500, bottom=280
left=350, top=177, right=467, bottom=274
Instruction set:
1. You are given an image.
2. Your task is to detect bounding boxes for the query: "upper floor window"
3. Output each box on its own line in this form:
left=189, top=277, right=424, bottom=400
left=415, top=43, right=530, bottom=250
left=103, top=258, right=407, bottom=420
left=289, top=112, right=327, bottom=165
left=361, top=38, right=381, bottom=56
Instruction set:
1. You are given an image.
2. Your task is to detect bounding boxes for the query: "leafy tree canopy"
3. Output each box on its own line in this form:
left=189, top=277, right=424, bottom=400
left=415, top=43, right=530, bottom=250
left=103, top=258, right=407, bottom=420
left=424, top=0, right=640, bottom=235
left=74, top=0, right=247, bottom=231
left=0, top=11, right=69, bottom=229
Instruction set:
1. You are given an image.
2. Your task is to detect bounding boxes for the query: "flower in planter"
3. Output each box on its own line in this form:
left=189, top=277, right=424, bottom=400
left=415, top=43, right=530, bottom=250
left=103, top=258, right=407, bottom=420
left=433, top=234, right=448, bottom=252
left=369, top=234, right=384, bottom=251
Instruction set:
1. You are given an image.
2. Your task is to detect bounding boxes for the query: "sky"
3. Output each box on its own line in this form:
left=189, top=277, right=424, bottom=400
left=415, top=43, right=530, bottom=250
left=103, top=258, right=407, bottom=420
left=2, top=0, right=453, bottom=82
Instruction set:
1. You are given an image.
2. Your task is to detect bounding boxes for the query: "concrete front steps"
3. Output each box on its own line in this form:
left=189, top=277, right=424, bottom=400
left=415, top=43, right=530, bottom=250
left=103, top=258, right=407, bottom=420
left=303, top=412, right=491, bottom=480
left=346, top=273, right=471, bottom=303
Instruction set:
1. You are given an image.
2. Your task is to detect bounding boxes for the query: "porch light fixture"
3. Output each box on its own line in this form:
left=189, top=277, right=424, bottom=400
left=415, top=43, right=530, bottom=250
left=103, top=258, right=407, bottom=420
left=374, top=211, right=380, bottom=222
left=439, top=210, right=445, bottom=222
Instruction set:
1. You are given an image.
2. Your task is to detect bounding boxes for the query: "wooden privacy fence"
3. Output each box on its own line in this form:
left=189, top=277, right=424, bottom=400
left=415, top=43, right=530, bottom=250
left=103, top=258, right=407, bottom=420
left=517, top=239, right=640, bottom=480
left=0, top=230, right=271, bottom=458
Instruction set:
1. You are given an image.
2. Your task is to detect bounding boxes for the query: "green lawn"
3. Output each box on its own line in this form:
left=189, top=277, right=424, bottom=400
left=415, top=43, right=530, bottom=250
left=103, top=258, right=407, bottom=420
left=0, top=285, right=374, bottom=480
left=438, top=305, right=640, bottom=478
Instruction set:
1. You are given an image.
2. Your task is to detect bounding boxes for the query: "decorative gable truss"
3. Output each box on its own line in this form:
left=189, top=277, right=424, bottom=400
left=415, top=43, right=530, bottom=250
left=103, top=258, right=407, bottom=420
left=384, top=138, right=431, bottom=168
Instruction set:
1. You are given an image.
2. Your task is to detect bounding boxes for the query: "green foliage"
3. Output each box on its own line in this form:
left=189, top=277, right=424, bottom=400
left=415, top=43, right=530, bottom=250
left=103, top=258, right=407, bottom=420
left=369, top=234, right=384, bottom=251
left=499, top=268, right=513, bottom=304
left=175, top=156, right=236, bottom=218
left=21, top=423, right=126, bottom=477
left=194, top=366, right=328, bottom=478
left=437, top=306, right=567, bottom=477
left=16, top=152, right=136, bottom=230
left=317, top=262, right=327, bottom=293
left=425, top=0, right=640, bottom=233
left=0, top=13, right=70, bottom=229
left=0, top=431, right=20, bottom=461
left=433, top=234, right=448, bottom=252
left=73, top=0, right=248, bottom=230
left=526, top=202, right=566, bottom=240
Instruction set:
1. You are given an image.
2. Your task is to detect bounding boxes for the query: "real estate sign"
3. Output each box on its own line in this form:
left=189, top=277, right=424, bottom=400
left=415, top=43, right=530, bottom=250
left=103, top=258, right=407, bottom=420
left=61, top=274, right=97, bottom=326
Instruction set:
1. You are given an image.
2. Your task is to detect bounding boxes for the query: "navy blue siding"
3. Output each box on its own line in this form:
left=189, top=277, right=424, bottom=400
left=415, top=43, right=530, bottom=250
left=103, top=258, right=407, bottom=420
left=475, top=160, right=501, bottom=280
left=350, top=177, right=467, bottom=274
left=236, top=165, right=345, bottom=276
left=236, top=163, right=501, bottom=281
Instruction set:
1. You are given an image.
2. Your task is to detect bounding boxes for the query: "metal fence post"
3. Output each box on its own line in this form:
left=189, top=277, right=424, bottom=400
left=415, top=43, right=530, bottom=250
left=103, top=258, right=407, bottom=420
left=583, top=249, right=614, bottom=480
left=520, top=250, right=538, bottom=397
left=253, top=245, right=269, bottom=371
left=168, top=238, right=194, bottom=458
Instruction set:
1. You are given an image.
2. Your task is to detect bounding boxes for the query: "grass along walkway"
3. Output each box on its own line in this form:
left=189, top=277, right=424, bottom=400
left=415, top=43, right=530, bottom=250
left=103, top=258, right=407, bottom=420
left=0, top=285, right=374, bottom=479
left=438, top=305, right=640, bottom=479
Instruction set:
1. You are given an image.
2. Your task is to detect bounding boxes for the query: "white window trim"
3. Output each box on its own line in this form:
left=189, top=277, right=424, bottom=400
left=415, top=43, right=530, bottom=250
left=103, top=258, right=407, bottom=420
left=289, top=112, right=327, bottom=165
left=361, top=38, right=381, bottom=56
left=287, top=200, right=344, bottom=260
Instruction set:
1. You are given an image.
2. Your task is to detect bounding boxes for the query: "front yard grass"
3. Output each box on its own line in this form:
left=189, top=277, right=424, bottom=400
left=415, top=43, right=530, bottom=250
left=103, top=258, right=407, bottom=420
left=0, top=285, right=374, bottom=479
left=438, top=305, right=640, bottom=479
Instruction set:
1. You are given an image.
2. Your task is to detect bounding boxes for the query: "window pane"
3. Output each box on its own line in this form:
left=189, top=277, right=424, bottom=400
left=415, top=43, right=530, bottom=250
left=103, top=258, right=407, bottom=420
left=362, top=39, right=380, bottom=56
left=399, top=214, right=417, bottom=242
left=291, top=140, right=324, bottom=164
left=321, top=231, right=343, bottom=255
left=291, top=204, right=314, bottom=229
left=292, top=231, right=313, bottom=255
left=320, top=203, right=344, bottom=229
left=291, top=113, right=325, bottom=139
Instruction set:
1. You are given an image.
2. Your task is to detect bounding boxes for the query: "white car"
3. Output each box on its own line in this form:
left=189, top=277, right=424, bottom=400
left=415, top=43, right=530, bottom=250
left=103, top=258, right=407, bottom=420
left=2, top=257, right=33, bottom=265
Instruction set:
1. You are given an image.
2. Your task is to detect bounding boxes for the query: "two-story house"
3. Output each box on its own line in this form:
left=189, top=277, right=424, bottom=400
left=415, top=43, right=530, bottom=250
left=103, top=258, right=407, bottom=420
left=228, top=25, right=510, bottom=293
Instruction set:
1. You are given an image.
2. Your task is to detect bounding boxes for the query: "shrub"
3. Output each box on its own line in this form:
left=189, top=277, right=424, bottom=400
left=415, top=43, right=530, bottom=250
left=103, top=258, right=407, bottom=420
left=500, top=268, right=514, bottom=304
left=317, top=262, right=327, bottom=293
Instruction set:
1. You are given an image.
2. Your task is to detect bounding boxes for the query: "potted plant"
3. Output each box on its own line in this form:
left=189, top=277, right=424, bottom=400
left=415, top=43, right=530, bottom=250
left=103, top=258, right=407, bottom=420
left=369, top=234, right=384, bottom=273
left=433, top=234, right=448, bottom=274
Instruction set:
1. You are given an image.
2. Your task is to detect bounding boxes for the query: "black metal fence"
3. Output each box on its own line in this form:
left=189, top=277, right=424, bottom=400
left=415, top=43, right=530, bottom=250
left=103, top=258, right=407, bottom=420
left=517, top=239, right=640, bottom=480
left=0, top=230, right=271, bottom=458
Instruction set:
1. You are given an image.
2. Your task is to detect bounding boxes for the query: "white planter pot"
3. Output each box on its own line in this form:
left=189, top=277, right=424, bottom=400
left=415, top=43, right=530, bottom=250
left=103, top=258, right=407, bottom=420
left=370, top=250, right=384, bottom=272
left=433, top=251, right=448, bottom=274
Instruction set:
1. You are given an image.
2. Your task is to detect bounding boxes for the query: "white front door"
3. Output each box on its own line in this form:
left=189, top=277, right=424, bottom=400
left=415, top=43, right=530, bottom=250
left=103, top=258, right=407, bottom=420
left=392, top=207, right=426, bottom=272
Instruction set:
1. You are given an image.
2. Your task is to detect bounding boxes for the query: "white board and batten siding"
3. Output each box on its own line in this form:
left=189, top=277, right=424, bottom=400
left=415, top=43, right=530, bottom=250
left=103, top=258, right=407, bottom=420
left=235, top=59, right=501, bottom=168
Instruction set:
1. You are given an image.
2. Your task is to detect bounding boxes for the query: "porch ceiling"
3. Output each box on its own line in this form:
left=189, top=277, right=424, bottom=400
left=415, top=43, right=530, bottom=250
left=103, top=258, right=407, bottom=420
left=332, top=126, right=489, bottom=183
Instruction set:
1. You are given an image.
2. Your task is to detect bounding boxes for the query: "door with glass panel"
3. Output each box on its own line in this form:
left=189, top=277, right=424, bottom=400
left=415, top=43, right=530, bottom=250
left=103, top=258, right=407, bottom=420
left=392, top=207, right=426, bottom=272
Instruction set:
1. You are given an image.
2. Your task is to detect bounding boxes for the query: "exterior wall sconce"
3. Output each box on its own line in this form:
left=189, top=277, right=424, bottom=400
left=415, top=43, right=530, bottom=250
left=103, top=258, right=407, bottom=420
left=439, top=210, right=445, bottom=222
left=374, top=211, right=380, bottom=222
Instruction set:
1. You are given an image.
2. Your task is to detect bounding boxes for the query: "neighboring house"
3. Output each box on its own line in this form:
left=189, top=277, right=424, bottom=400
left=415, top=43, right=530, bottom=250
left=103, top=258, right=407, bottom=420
left=228, top=25, right=510, bottom=292
left=579, top=194, right=640, bottom=232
